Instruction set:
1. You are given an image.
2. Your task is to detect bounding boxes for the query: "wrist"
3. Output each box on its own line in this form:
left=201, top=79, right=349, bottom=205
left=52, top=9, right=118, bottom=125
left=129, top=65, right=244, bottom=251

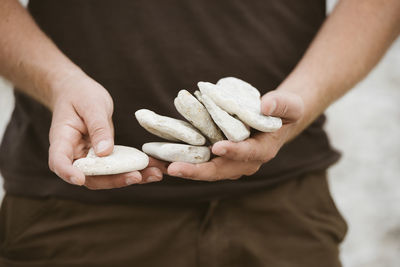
left=266, top=75, right=319, bottom=143
left=46, top=67, right=88, bottom=110
left=276, top=73, right=324, bottom=128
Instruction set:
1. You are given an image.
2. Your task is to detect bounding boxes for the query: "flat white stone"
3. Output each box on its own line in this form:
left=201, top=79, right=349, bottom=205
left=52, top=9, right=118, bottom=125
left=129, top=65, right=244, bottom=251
left=73, top=145, right=149, bottom=176
left=142, top=142, right=210, bottom=164
left=198, top=77, right=282, bottom=132
left=135, top=109, right=206, bottom=146
left=174, top=90, right=224, bottom=144
left=195, top=91, right=250, bottom=142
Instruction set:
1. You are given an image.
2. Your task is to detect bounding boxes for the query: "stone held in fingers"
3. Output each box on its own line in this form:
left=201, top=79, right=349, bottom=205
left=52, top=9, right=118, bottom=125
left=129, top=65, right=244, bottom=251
left=198, top=77, right=282, bottom=132
left=135, top=109, right=206, bottom=146
left=142, top=142, right=210, bottom=164
left=174, top=89, right=224, bottom=144
left=195, top=90, right=250, bottom=142
left=73, top=145, right=149, bottom=176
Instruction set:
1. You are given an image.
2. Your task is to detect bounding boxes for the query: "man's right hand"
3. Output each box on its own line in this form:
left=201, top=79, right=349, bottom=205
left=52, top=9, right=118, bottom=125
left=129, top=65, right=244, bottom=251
left=48, top=73, right=167, bottom=189
left=0, top=0, right=166, bottom=189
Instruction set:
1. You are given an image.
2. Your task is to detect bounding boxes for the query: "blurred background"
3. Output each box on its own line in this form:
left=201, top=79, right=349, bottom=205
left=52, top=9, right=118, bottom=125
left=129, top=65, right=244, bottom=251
left=0, top=1, right=399, bottom=266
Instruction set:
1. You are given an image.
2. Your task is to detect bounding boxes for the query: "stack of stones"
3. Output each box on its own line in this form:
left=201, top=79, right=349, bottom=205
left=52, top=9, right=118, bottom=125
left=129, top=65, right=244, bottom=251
left=136, top=77, right=282, bottom=164
left=73, top=77, right=282, bottom=176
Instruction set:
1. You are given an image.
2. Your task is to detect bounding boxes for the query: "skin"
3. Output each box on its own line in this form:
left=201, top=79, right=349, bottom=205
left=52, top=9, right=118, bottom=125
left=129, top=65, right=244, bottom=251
left=0, top=0, right=168, bottom=189
left=0, top=0, right=399, bottom=187
left=168, top=0, right=400, bottom=181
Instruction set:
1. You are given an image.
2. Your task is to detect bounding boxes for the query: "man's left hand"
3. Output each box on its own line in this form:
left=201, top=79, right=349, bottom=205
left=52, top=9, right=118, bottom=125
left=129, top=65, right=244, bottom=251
left=167, top=90, right=304, bottom=181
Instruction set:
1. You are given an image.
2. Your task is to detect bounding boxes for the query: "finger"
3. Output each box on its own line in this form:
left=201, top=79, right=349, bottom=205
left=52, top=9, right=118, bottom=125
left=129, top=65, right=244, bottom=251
left=85, top=166, right=164, bottom=189
left=261, top=91, right=304, bottom=122
left=167, top=157, right=261, bottom=181
left=85, top=171, right=142, bottom=190
left=80, top=105, right=114, bottom=157
left=49, top=126, right=86, bottom=186
left=147, top=157, right=169, bottom=174
left=140, top=167, right=163, bottom=183
left=211, top=137, right=264, bottom=162
left=49, top=147, right=85, bottom=185
left=212, top=132, right=280, bottom=162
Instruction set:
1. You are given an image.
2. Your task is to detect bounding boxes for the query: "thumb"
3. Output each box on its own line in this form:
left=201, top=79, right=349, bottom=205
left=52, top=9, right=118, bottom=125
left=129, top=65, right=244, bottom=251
left=261, top=91, right=304, bottom=122
left=84, top=110, right=114, bottom=157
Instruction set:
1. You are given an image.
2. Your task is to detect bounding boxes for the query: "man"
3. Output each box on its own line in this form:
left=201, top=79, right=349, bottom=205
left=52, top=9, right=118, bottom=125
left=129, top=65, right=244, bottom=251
left=0, top=0, right=399, bottom=266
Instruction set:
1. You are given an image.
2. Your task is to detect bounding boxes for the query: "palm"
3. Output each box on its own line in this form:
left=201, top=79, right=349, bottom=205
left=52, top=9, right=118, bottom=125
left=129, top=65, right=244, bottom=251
left=48, top=77, right=167, bottom=189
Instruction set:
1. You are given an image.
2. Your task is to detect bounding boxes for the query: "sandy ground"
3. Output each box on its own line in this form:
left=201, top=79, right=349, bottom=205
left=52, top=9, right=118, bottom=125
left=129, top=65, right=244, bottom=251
left=326, top=38, right=400, bottom=266
left=0, top=1, right=399, bottom=266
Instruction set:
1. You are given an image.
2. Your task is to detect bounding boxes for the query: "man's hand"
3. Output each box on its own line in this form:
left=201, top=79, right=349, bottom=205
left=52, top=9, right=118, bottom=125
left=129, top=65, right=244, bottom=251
left=0, top=0, right=166, bottom=189
left=48, top=73, right=167, bottom=189
left=165, top=0, right=400, bottom=182
left=167, top=91, right=304, bottom=181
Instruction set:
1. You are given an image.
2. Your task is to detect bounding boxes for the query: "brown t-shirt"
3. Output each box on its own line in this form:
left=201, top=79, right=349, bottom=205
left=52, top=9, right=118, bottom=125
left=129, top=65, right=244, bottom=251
left=0, top=0, right=340, bottom=203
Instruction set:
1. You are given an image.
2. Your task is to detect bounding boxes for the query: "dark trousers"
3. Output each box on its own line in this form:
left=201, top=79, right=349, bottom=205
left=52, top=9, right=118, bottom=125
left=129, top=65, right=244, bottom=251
left=0, top=171, right=347, bottom=267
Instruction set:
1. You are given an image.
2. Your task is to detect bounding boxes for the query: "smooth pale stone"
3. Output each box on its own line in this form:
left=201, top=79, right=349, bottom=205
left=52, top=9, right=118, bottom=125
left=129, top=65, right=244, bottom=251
left=135, top=109, right=206, bottom=146
left=142, top=142, right=210, bottom=164
left=198, top=78, right=282, bottom=132
left=195, top=91, right=250, bottom=142
left=193, top=90, right=202, bottom=100
left=174, top=90, right=224, bottom=144
left=73, top=145, right=149, bottom=176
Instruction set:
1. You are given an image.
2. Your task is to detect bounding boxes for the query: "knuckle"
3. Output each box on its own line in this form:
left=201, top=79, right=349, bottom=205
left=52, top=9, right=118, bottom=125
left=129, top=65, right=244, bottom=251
left=90, top=123, right=107, bottom=136
left=246, top=147, right=257, bottom=161
left=244, top=165, right=261, bottom=176
left=229, top=175, right=242, bottom=180
left=269, top=148, right=278, bottom=160
left=84, top=178, right=99, bottom=190
left=243, top=170, right=253, bottom=176
left=48, top=152, right=59, bottom=174
left=261, top=149, right=277, bottom=163
left=84, top=183, right=99, bottom=190
left=282, top=104, right=289, bottom=117
left=211, top=173, right=222, bottom=181
left=112, top=179, right=125, bottom=188
left=242, top=139, right=258, bottom=161
left=105, top=97, right=114, bottom=113
left=225, top=147, right=238, bottom=159
left=260, top=154, right=270, bottom=163
left=48, top=157, right=55, bottom=172
left=88, top=125, right=110, bottom=142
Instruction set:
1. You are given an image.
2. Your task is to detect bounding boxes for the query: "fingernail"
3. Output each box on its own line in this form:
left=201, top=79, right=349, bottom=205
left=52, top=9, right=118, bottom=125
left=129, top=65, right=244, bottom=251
left=71, top=176, right=83, bottom=186
left=149, top=167, right=162, bottom=177
left=147, top=176, right=162, bottom=182
left=126, top=176, right=141, bottom=185
left=268, top=100, right=277, bottom=115
left=218, top=148, right=227, bottom=155
left=125, top=177, right=137, bottom=185
left=96, top=140, right=110, bottom=153
left=175, top=173, right=183, bottom=177
left=126, top=172, right=142, bottom=185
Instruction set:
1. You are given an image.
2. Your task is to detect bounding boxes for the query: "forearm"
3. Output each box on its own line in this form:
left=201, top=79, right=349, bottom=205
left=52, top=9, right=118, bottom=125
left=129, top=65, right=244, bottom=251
left=0, top=0, right=86, bottom=110
left=278, top=0, right=400, bottom=140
